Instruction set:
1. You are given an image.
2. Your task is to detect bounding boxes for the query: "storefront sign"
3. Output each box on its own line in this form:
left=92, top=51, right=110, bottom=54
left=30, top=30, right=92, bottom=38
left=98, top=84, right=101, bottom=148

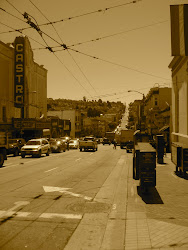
left=14, top=37, right=25, bottom=107
left=14, top=119, right=35, bottom=129
left=36, top=122, right=51, bottom=129
left=22, top=121, right=35, bottom=129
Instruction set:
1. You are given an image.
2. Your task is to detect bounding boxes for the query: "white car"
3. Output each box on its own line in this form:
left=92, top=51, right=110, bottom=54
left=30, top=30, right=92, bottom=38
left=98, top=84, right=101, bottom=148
left=69, top=139, right=79, bottom=149
left=21, top=138, right=50, bottom=158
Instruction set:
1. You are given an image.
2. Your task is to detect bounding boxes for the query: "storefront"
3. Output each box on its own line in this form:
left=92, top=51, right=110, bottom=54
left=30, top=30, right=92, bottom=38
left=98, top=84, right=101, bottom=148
left=13, top=118, right=51, bottom=141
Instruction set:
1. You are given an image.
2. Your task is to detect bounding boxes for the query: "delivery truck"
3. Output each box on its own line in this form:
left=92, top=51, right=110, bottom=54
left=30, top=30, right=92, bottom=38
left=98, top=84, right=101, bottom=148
left=120, top=129, right=134, bottom=150
left=105, top=132, right=115, bottom=143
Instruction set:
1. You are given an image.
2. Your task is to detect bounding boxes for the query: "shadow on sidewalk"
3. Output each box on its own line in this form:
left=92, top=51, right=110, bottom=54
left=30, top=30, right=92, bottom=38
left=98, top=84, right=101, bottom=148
left=137, top=186, right=164, bottom=204
left=174, top=171, right=188, bottom=180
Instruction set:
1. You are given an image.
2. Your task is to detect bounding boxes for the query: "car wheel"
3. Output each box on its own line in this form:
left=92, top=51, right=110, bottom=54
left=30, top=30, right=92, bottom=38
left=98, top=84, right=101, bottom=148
left=21, top=153, right=25, bottom=158
left=0, top=153, right=4, bottom=167
left=80, top=148, right=82, bottom=152
left=37, top=150, right=41, bottom=158
left=46, top=149, right=50, bottom=156
left=14, top=149, right=19, bottom=157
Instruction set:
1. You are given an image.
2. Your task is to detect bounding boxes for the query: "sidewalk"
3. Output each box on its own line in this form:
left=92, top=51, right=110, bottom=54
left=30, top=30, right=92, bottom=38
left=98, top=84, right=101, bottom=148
left=65, top=153, right=188, bottom=250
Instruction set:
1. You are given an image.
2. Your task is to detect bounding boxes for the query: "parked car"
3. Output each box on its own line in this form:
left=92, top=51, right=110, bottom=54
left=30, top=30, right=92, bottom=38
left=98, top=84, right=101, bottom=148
left=102, top=138, right=111, bottom=145
left=7, top=138, right=26, bottom=156
left=69, top=139, right=79, bottom=149
left=49, top=138, right=66, bottom=153
left=21, top=138, right=50, bottom=158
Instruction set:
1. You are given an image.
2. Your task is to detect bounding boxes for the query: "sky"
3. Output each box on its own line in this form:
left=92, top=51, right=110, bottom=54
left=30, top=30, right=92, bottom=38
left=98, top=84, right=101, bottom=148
left=0, top=0, right=188, bottom=104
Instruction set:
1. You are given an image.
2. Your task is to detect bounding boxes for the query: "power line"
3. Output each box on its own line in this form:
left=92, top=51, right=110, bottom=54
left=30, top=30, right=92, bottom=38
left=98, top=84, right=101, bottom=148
left=28, top=0, right=64, bottom=45
left=0, top=7, right=25, bottom=23
left=67, top=50, right=98, bottom=95
left=5, top=0, right=23, bottom=16
left=68, top=48, right=171, bottom=81
left=53, top=53, right=93, bottom=98
left=26, top=2, right=98, bottom=97
left=0, top=0, right=142, bottom=35
left=1, top=1, right=96, bottom=98
left=0, top=21, right=46, bottom=47
left=31, top=19, right=169, bottom=51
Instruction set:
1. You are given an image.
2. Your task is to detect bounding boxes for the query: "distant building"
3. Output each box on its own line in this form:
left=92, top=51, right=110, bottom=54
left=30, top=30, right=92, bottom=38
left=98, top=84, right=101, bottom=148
left=144, top=87, right=172, bottom=135
left=47, top=110, right=81, bottom=138
left=128, top=100, right=142, bottom=130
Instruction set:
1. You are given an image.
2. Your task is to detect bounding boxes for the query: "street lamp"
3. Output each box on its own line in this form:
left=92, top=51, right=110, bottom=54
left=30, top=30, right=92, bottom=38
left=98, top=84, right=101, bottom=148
left=128, top=90, right=145, bottom=99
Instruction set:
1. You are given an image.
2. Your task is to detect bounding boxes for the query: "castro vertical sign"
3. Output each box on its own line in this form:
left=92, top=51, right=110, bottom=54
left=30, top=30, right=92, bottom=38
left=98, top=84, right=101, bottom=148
left=14, top=37, right=25, bottom=107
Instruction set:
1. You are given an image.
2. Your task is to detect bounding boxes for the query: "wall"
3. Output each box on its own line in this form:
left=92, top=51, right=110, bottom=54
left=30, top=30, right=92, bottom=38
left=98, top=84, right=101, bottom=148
left=169, top=56, right=188, bottom=144
left=0, top=41, right=16, bottom=123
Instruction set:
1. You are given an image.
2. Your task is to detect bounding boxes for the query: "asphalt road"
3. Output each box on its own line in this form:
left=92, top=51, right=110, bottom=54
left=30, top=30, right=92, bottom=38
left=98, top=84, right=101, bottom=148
left=1, top=146, right=188, bottom=250
left=0, top=144, right=130, bottom=250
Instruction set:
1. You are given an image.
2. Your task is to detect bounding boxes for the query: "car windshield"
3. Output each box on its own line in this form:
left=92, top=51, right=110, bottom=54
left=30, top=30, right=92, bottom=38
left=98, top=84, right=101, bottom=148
left=26, top=141, right=41, bottom=145
left=84, top=137, right=94, bottom=141
left=69, top=140, right=76, bottom=143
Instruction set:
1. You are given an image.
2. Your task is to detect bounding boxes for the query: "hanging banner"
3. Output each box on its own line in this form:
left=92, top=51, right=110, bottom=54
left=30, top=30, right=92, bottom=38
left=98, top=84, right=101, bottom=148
left=14, top=36, right=25, bottom=107
left=170, top=4, right=188, bottom=56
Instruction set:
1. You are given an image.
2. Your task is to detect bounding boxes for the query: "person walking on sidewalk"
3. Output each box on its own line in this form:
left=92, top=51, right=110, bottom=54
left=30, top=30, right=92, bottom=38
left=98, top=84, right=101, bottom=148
left=113, top=139, right=117, bottom=149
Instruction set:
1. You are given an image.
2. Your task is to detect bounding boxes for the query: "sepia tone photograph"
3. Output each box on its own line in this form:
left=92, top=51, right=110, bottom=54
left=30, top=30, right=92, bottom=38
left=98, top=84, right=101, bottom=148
left=0, top=0, right=188, bottom=249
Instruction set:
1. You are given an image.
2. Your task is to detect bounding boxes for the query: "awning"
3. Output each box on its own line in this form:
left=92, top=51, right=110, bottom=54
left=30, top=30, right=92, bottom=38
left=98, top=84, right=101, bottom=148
left=159, top=125, right=169, bottom=132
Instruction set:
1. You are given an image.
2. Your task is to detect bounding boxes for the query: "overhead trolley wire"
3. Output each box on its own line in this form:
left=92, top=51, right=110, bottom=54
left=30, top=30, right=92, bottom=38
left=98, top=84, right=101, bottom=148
left=5, top=0, right=23, bottom=16
left=68, top=48, right=171, bottom=81
left=0, top=0, right=142, bottom=35
left=0, top=21, right=46, bottom=47
left=27, top=0, right=98, bottom=96
left=53, top=53, right=93, bottom=98
left=28, top=0, right=64, bottom=45
left=35, top=0, right=142, bottom=27
left=0, top=7, right=25, bottom=23
left=31, top=19, right=169, bottom=51
left=3, top=1, right=95, bottom=99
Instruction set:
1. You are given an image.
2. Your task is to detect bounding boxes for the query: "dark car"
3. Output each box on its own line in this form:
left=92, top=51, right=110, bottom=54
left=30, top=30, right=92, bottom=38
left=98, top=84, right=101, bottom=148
left=102, top=138, right=111, bottom=145
left=49, top=138, right=66, bottom=153
left=7, top=138, right=26, bottom=156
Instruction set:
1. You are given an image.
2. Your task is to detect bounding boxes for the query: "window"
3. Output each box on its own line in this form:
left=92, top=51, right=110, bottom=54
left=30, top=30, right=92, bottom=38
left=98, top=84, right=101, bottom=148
left=154, top=98, right=158, bottom=106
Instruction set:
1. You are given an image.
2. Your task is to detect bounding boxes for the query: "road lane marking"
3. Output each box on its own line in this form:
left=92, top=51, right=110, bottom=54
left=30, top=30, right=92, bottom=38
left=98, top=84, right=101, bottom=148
left=0, top=201, right=30, bottom=218
left=43, top=186, right=93, bottom=201
left=75, top=158, right=81, bottom=162
left=40, top=213, right=82, bottom=220
left=43, top=186, right=71, bottom=192
left=45, top=167, right=58, bottom=173
left=0, top=210, right=82, bottom=220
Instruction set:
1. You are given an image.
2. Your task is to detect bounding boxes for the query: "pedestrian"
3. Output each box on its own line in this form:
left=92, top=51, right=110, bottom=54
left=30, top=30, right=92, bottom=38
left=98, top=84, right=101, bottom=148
left=113, top=139, right=117, bottom=149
